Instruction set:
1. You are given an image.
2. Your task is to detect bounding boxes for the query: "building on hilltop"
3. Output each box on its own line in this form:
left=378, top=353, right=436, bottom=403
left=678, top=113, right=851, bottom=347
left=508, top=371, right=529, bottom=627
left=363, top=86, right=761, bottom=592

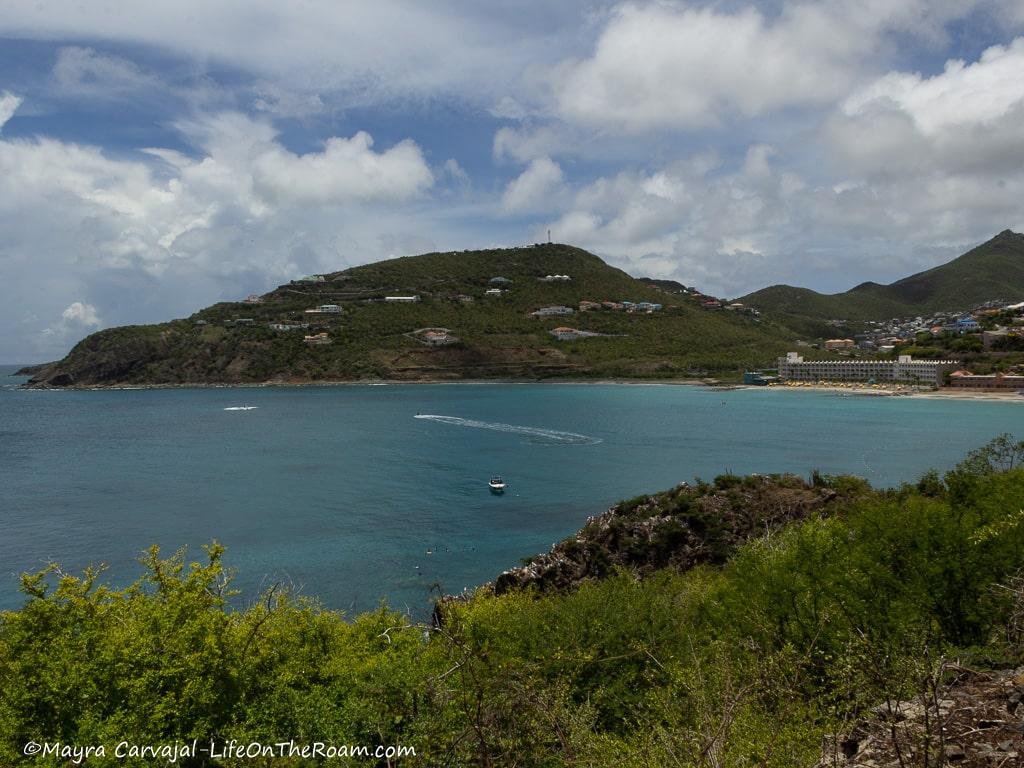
left=777, top=352, right=959, bottom=386
left=384, top=296, right=420, bottom=302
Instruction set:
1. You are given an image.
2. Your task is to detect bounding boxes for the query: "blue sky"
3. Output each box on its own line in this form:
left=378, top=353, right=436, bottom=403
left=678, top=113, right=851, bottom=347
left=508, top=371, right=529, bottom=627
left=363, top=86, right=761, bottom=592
left=2, top=0, right=1024, bottom=363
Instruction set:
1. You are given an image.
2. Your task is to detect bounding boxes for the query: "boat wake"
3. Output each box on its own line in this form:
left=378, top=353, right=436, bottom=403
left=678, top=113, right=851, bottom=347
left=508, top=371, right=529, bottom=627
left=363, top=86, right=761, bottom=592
left=414, top=414, right=601, bottom=445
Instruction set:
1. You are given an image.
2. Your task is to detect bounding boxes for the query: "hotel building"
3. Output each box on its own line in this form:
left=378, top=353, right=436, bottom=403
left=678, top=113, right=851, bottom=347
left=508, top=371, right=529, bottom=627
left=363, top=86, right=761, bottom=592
left=777, top=352, right=959, bottom=386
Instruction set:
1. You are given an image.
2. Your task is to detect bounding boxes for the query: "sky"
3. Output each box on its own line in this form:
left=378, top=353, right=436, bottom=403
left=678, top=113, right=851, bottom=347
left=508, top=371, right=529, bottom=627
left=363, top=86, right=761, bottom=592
left=2, top=0, right=1024, bottom=363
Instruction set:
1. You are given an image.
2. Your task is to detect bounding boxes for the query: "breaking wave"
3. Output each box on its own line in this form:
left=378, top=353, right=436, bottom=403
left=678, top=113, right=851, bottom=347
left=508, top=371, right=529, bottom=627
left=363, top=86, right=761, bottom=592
left=414, top=414, right=601, bottom=445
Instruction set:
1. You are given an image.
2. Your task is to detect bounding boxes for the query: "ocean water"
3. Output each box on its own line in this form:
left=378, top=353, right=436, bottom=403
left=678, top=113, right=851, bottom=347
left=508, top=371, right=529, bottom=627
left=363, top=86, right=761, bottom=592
left=1, top=364, right=1022, bottom=614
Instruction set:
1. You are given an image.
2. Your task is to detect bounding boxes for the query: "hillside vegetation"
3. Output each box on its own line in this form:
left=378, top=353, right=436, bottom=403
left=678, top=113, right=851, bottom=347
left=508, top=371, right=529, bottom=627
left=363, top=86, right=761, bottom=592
left=27, top=245, right=791, bottom=387
left=3, top=437, right=1024, bottom=766
left=741, top=230, right=1024, bottom=326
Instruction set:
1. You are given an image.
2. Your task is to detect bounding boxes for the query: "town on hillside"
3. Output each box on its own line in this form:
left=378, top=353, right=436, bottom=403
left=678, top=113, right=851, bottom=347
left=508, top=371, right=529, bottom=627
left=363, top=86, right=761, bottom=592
left=747, top=299, right=1024, bottom=391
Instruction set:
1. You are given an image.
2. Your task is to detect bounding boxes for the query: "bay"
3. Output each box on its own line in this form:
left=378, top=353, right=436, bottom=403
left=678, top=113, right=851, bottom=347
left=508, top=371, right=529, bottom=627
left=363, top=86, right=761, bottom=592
left=1, top=364, right=1021, bottom=614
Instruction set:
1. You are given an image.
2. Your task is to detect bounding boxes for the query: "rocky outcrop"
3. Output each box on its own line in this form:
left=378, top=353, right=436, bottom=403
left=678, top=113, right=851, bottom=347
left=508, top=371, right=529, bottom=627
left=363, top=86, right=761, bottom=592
left=12, top=362, right=56, bottom=377
left=492, top=474, right=843, bottom=595
left=819, top=668, right=1024, bottom=767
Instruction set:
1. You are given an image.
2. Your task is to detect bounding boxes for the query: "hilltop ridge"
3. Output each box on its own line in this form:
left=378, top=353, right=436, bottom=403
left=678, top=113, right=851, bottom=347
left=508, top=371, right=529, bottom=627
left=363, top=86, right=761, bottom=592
left=740, top=230, right=1024, bottom=330
left=26, top=244, right=787, bottom=387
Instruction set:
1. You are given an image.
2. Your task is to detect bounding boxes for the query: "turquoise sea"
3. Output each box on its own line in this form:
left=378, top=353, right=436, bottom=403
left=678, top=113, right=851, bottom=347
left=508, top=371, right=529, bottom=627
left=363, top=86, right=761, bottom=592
left=1, top=364, right=1022, bottom=614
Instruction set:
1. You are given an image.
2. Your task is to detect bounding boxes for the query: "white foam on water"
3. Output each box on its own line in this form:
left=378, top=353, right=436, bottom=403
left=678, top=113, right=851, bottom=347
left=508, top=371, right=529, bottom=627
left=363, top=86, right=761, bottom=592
left=414, top=414, right=601, bottom=445
left=223, top=406, right=259, bottom=411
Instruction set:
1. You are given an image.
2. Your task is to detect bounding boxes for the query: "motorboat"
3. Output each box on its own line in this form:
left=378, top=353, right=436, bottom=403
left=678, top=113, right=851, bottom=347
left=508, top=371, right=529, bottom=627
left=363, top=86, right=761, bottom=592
left=488, top=476, right=506, bottom=493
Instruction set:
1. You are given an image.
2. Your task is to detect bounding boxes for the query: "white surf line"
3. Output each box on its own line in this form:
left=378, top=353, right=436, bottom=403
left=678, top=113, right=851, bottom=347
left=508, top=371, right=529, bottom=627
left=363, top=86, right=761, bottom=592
left=414, top=414, right=601, bottom=445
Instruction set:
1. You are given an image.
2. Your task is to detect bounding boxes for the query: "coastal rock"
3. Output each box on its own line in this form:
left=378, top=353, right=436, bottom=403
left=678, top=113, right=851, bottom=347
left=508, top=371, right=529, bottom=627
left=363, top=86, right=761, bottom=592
left=490, top=474, right=846, bottom=596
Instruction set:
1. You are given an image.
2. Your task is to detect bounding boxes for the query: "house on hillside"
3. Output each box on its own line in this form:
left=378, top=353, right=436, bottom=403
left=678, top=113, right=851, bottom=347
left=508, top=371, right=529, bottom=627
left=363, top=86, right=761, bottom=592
left=549, top=327, right=583, bottom=341
left=824, top=339, right=856, bottom=350
left=484, top=288, right=504, bottom=296
left=489, top=277, right=512, bottom=285
left=531, top=305, right=575, bottom=317
left=579, top=300, right=602, bottom=311
left=303, top=332, right=332, bottom=345
left=269, top=322, right=310, bottom=331
left=421, top=330, right=458, bottom=346
left=306, top=304, right=342, bottom=314
left=385, top=296, right=420, bottom=302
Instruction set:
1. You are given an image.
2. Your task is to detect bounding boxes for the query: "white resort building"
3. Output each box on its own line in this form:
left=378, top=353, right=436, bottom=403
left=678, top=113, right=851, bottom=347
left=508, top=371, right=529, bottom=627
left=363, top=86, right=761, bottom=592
left=777, top=352, right=960, bottom=386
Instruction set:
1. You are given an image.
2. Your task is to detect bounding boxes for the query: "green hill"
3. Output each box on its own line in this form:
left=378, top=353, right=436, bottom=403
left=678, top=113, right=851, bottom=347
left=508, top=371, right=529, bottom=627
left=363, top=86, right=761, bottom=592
left=741, top=229, right=1024, bottom=327
left=27, top=244, right=792, bottom=387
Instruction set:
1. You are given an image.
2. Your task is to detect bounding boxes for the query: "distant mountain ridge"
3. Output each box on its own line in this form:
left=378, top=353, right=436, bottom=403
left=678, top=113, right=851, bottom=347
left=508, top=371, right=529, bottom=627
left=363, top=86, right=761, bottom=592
left=740, top=230, right=1024, bottom=326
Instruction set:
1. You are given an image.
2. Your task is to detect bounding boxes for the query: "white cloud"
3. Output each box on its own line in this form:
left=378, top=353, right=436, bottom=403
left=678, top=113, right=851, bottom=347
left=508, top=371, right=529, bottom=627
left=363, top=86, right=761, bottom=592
left=253, top=132, right=433, bottom=205
left=553, top=3, right=859, bottom=131
left=442, top=158, right=469, bottom=184
left=61, top=301, right=100, bottom=326
left=0, top=0, right=577, bottom=108
left=52, top=46, right=159, bottom=97
left=0, top=112, right=443, bottom=361
left=828, top=38, right=1024, bottom=180
left=0, top=91, right=21, bottom=131
left=250, top=82, right=326, bottom=117
left=842, top=37, right=1024, bottom=135
left=549, top=0, right=1018, bottom=132
left=489, top=96, right=528, bottom=120
left=493, top=124, right=568, bottom=164
left=501, top=157, right=565, bottom=213
left=539, top=133, right=1024, bottom=299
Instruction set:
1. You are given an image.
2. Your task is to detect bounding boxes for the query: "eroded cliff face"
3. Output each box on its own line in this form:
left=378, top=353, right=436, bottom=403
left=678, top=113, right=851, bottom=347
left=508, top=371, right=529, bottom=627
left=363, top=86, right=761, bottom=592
left=490, top=474, right=846, bottom=596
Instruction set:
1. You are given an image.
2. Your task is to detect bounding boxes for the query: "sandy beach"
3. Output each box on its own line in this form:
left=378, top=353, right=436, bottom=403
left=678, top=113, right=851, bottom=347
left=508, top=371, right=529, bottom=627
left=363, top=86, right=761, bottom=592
left=762, top=381, right=1024, bottom=402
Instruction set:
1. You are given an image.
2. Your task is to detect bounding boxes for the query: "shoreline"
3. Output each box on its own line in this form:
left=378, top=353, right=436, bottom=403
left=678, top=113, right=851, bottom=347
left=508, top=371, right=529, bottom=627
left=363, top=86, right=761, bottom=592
left=9, top=374, right=1024, bottom=401
left=762, top=382, right=1024, bottom=403
left=13, top=377, right=719, bottom=392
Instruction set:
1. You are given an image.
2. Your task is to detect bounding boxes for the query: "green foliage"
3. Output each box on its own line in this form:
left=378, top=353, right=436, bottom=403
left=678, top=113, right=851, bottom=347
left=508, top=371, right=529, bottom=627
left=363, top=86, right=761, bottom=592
left=3, top=437, right=1024, bottom=765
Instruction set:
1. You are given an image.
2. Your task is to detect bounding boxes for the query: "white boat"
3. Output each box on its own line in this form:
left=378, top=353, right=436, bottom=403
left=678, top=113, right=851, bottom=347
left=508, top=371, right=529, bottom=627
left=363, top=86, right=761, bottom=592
left=488, top=476, right=506, bottom=493
left=223, top=405, right=258, bottom=411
